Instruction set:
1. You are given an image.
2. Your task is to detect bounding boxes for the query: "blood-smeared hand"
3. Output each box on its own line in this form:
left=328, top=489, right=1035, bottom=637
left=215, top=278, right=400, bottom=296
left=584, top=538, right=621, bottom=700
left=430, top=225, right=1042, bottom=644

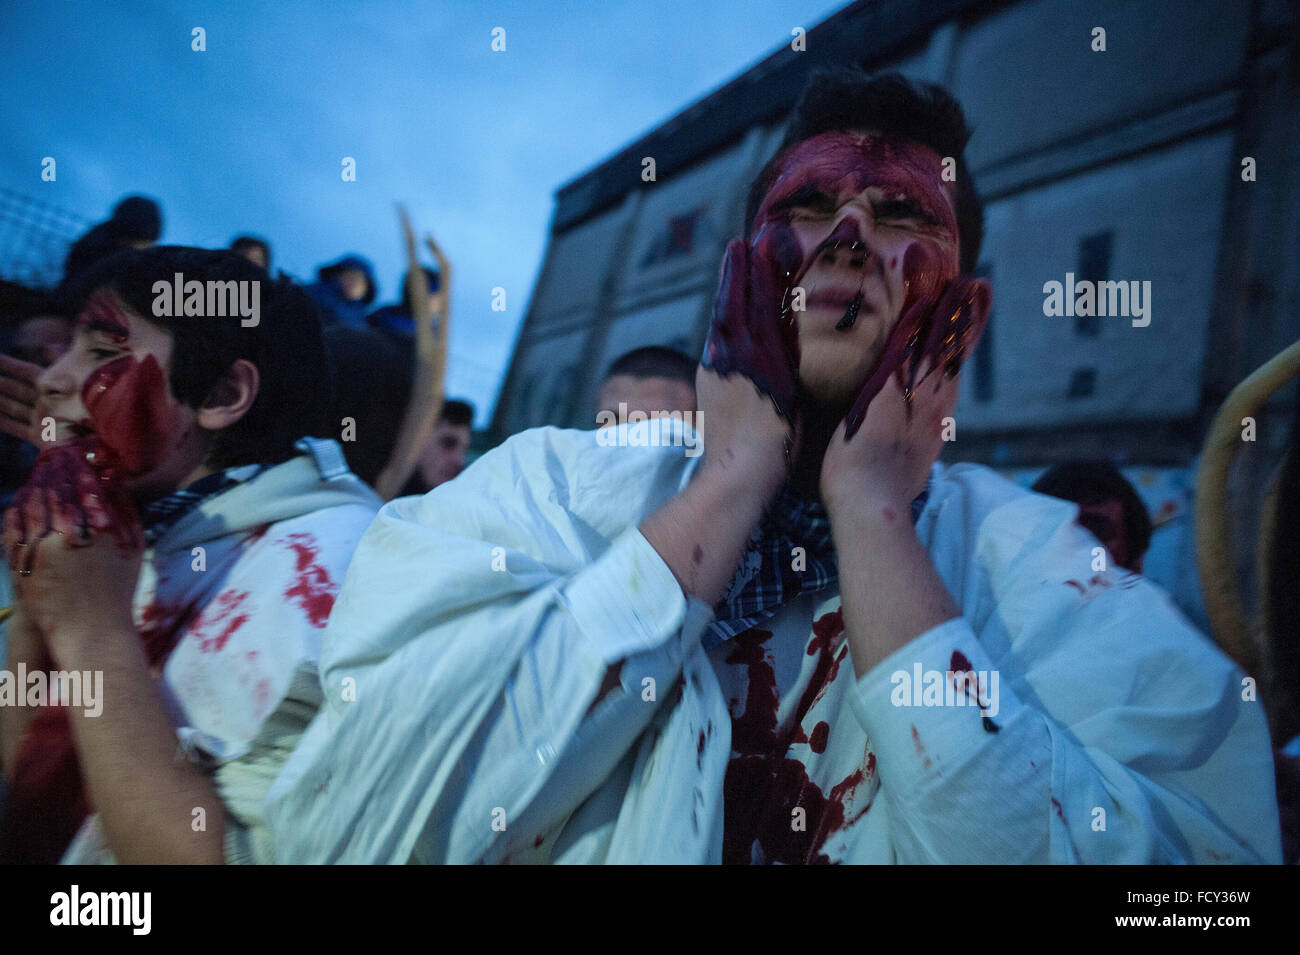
left=3, top=436, right=142, bottom=574
left=822, top=254, right=990, bottom=514
left=5, top=436, right=143, bottom=656
left=842, top=243, right=990, bottom=440
left=702, top=224, right=804, bottom=422
left=15, top=509, right=143, bottom=663
left=0, top=353, right=42, bottom=445
left=820, top=353, right=954, bottom=522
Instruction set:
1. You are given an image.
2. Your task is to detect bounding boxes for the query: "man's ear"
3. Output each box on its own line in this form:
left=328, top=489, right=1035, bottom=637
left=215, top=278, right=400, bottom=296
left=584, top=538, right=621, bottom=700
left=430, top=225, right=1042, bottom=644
left=196, top=359, right=259, bottom=431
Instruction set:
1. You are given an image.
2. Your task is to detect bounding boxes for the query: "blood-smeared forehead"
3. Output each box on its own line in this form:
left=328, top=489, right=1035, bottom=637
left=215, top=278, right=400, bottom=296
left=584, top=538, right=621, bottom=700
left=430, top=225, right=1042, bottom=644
left=754, top=131, right=957, bottom=239
left=75, top=288, right=131, bottom=343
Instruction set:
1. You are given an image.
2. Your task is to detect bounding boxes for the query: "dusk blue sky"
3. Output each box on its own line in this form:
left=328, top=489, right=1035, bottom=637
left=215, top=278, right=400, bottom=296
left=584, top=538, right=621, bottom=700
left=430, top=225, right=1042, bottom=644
left=0, top=1, right=845, bottom=424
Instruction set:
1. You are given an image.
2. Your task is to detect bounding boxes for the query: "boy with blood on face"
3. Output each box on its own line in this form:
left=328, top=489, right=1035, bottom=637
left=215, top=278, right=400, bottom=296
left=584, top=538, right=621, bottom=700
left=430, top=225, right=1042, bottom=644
left=0, top=246, right=380, bottom=864
left=265, top=70, right=1280, bottom=863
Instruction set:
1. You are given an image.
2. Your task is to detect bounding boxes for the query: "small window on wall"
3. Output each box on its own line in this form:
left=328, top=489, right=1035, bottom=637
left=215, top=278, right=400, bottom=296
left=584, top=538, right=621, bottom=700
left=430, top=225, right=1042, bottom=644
left=641, top=205, right=709, bottom=268
left=971, top=261, right=993, bottom=403
left=1067, top=367, right=1096, bottom=399
left=1075, top=231, right=1113, bottom=337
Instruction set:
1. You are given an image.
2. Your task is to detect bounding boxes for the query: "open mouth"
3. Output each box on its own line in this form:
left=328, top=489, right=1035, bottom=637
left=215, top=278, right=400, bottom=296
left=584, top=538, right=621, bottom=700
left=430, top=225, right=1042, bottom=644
left=805, top=278, right=872, bottom=331
left=52, top=419, right=95, bottom=444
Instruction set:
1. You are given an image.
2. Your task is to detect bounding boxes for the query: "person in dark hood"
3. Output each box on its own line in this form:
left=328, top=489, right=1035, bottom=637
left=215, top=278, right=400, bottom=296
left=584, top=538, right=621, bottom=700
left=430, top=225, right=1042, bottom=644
left=1031, top=460, right=1152, bottom=573
left=61, top=195, right=163, bottom=286
left=305, top=254, right=378, bottom=330
left=368, top=266, right=442, bottom=341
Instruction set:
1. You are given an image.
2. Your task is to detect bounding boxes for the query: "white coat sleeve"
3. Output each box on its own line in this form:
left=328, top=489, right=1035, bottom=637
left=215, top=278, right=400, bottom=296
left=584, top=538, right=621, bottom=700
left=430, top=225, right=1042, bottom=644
left=265, top=428, right=712, bottom=863
left=849, top=491, right=1282, bottom=864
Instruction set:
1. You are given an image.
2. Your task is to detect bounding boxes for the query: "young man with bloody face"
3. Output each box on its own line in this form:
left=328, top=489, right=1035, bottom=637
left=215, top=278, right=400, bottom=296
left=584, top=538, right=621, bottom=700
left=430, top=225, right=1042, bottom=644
left=0, top=247, right=380, bottom=863
left=266, top=71, right=1280, bottom=864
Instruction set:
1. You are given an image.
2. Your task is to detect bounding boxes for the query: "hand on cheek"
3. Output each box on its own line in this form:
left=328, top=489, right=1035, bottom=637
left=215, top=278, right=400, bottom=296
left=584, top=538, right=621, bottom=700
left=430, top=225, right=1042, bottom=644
left=703, top=229, right=804, bottom=424
left=822, top=248, right=989, bottom=513
left=843, top=243, right=989, bottom=439
left=821, top=354, right=958, bottom=517
left=82, top=354, right=182, bottom=480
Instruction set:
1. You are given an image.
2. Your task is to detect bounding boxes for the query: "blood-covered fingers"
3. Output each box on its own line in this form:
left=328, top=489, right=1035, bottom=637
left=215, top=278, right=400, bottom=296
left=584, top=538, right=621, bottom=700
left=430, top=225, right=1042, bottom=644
left=703, top=238, right=800, bottom=422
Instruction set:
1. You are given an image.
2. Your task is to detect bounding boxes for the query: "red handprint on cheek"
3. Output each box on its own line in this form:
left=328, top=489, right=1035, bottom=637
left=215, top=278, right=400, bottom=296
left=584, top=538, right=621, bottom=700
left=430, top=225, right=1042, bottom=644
left=843, top=241, right=990, bottom=440
left=1, top=351, right=172, bottom=570
left=81, top=353, right=181, bottom=481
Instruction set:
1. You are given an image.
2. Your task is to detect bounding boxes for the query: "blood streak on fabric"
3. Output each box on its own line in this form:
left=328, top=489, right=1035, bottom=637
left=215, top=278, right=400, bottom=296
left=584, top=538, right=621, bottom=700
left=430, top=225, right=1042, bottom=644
left=1065, top=580, right=1085, bottom=594
left=138, top=599, right=197, bottom=660
left=810, top=748, right=877, bottom=850
left=809, top=721, right=830, bottom=754
left=910, top=724, right=932, bottom=771
left=950, top=649, right=1000, bottom=733
left=281, top=532, right=339, bottom=627
left=721, top=617, right=872, bottom=865
left=192, top=589, right=251, bottom=653
left=254, top=678, right=271, bottom=712
left=1051, top=797, right=1065, bottom=822
left=801, top=609, right=848, bottom=715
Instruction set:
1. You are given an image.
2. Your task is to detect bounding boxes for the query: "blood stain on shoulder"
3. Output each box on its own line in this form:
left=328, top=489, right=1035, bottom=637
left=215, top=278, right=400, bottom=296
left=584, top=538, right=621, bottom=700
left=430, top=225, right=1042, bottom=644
left=280, top=532, right=339, bottom=627
left=191, top=589, right=251, bottom=653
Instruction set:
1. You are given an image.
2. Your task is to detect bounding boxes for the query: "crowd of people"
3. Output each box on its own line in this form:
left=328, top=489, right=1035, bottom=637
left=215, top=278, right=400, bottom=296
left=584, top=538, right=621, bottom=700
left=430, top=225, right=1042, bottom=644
left=0, top=67, right=1293, bottom=865
left=0, top=200, right=476, bottom=508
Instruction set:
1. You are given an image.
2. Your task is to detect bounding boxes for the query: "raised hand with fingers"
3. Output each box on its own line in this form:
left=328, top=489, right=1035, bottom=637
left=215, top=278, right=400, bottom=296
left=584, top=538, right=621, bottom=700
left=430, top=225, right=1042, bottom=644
left=0, top=353, right=42, bottom=445
left=373, top=205, right=451, bottom=500
left=842, top=241, right=991, bottom=440
left=702, top=219, right=805, bottom=425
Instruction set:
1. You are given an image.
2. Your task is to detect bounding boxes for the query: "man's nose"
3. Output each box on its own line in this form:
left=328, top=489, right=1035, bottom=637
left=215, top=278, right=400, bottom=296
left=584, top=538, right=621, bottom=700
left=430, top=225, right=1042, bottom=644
left=817, top=206, right=877, bottom=269
left=37, top=352, right=78, bottom=402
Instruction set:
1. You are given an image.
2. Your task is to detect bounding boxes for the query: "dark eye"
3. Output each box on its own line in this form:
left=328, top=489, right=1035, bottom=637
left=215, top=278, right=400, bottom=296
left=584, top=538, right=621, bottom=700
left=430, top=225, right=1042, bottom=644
left=875, top=198, right=937, bottom=225
left=773, top=185, right=837, bottom=216
left=88, top=347, right=120, bottom=360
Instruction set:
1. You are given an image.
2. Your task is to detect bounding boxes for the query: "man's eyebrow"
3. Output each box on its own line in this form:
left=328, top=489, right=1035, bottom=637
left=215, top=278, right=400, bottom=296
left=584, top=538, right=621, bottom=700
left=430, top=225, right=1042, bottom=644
left=874, top=194, right=944, bottom=226
left=75, top=317, right=130, bottom=340
left=768, top=184, right=836, bottom=211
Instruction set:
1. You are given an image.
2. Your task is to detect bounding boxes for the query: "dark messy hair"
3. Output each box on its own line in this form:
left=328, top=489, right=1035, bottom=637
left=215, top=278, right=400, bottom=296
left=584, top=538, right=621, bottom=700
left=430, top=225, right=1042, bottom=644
left=439, top=398, right=474, bottom=428
left=603, top=345, right=697, bottom=386
left=63, top=245, right=330, bottom=470
left=745, top=69, right=984, bottom=274
left=1032, top=460, right=1153, bottom=566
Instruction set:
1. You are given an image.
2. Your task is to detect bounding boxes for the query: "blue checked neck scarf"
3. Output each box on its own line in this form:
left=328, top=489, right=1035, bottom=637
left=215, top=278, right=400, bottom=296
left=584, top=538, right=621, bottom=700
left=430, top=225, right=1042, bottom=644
left=702, top=478, right=930, bottom=651
left=139, top=463, right=266, bottom=547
